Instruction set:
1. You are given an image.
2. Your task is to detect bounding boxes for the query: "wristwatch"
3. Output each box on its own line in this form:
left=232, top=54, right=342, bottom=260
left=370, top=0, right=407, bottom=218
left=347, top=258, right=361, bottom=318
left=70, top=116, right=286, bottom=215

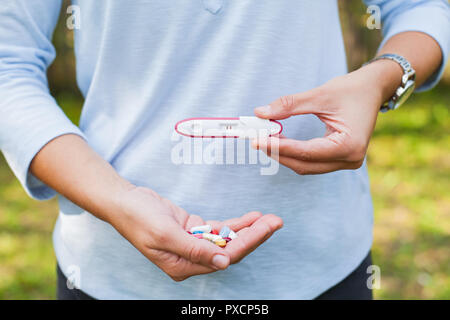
left=364, top=53, right=416, bottom=113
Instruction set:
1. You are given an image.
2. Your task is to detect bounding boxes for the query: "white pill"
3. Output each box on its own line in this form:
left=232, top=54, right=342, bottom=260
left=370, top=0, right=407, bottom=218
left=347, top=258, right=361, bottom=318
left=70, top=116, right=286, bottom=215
left=228, top=230, right=238, bottom=240
left=202, top=233, right=222, bottom=242
left=190, top=225, right=212, bottom=233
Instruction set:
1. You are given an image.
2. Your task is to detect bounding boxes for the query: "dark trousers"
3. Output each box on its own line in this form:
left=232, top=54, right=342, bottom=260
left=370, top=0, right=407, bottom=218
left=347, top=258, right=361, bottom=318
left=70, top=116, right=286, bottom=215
left=57, top=251, right=373, bottom=300
left=315, top=251, right=373, bottom=300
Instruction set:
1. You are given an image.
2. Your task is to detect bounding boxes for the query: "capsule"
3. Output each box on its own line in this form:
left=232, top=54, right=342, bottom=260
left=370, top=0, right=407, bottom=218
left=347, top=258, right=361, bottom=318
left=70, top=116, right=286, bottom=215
left=228, top=230, right=238, bottom=240
left=202, top=233, right=222, bottom=242
left=190, top=225, right=212, bottom=234
left=219, top=226, right=231, bottom=238
left=214, top=239, right=227, bottom=247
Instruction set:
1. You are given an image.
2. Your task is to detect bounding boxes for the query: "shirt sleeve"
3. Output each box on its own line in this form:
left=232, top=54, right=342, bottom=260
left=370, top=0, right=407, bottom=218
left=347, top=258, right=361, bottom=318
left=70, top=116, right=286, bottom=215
left=0, top=1, right=86, bottom=200
left=364, top=0, right=450, bottom=91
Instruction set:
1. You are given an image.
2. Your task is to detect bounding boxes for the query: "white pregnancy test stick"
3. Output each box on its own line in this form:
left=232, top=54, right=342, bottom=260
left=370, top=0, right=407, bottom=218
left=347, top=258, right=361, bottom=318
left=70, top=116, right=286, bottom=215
left=175, top=116, right=282, bottom=138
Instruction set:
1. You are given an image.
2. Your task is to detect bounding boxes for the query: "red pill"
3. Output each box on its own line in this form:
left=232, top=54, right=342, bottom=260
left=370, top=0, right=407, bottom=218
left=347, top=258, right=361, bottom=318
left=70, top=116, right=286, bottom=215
left=187, top=231, right=192, bottom=234
left=223, top=237, right=232, bottom=242
left=211, top=229, right=219, bottom=235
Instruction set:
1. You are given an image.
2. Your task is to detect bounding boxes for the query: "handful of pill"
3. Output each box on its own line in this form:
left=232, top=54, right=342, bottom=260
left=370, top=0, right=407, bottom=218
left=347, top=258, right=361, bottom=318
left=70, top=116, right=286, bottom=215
left=189, top=225, right=238, bottom=247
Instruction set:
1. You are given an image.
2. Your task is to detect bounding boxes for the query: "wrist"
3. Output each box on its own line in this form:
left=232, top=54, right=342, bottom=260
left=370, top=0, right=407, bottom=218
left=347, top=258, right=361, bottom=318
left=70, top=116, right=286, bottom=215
left=76, top=159, right=136, bottom=225
left=102, top=177, right=137, bottom=225
left=359, top=58, right=404, bottom=106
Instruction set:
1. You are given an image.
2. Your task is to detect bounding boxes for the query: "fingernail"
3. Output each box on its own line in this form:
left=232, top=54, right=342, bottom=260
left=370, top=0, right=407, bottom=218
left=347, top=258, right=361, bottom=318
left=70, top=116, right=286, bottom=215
left=212, top=254, right=229, bottom=270
left=255, top=105, right=271, bottom=114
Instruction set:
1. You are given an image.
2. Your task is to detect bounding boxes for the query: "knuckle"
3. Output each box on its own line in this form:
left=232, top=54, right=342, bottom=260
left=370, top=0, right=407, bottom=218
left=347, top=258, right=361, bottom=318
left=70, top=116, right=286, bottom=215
left=187, top=243, right=203, bottom=264
left=296, top=149, right=313, bottom=161
left=256, top=222, right=272, bottom=239
left=278, top=95, right=296, bottom=111
left=349, top=160, right=364, bottom=170
left=152, top=227, right=168, bottom=245
left=346, top=138, right=367, bottom=161
left=163, top=257, right=187, bottom=282
left=265, top=213, right=282, bottom=226
left=353, top=147, right=367, bottom=162
left=170, top=274, right=187, bottom=282
left=139, top=187, right=162, bottom=200
left=313, top=86, right=330, bottom=105
left=235, top=238, right=248, bottom=257
left=250, top=211, right=263, bottom=219
left=295, top=167, right=308, bottom=175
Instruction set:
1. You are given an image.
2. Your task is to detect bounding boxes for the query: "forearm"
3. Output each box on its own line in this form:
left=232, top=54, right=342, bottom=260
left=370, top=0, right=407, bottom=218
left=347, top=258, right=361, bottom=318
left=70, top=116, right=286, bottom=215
left=253, top=30, right=446, bottom=175
left=359, top=31, right=443, bottom=105
left=29, top=134, right=134, bottom=223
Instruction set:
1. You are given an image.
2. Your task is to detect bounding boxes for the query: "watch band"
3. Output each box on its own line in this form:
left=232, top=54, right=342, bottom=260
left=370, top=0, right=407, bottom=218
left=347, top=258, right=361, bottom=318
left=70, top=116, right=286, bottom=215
left=364, top=53, right=416, bottom=112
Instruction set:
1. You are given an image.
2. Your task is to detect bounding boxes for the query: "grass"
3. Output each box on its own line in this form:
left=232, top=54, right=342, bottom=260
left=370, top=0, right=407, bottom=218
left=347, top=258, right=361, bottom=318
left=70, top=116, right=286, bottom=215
left=0, top=84, right=449, bottom=299
left=369, top=84, right=450, bottom=299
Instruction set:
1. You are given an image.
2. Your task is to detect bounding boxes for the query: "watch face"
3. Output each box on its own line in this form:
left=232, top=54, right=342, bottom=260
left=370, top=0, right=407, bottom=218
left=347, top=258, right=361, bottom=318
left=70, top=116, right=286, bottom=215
left=394, top=81, right=415, bottom=109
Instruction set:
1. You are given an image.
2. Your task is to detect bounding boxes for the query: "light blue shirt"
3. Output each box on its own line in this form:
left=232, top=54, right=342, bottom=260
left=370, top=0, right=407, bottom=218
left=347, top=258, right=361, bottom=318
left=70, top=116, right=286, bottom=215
left=1, top=0, right=449, bottom=299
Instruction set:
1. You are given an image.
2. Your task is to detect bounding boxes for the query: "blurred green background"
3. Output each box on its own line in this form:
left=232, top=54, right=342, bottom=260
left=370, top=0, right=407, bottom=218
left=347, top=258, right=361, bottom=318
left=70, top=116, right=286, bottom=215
left=0, top=1, right=449, bottom=299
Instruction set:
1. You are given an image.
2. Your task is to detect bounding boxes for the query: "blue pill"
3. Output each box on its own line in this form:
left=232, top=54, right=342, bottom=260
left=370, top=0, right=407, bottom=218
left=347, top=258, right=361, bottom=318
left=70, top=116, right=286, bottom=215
left=219, top=226, right=231, bottom=238
left=193, top=231, right=204, bottom=234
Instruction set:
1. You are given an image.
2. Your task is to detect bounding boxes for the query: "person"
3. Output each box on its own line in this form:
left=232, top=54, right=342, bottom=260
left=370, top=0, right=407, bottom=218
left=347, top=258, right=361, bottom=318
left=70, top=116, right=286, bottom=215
left=0, top=0, right=449, bottom=300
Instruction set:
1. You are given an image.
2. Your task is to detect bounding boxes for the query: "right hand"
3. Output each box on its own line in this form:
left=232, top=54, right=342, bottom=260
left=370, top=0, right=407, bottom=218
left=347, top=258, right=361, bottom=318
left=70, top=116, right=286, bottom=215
left=108, top=186, right=283, bottom=281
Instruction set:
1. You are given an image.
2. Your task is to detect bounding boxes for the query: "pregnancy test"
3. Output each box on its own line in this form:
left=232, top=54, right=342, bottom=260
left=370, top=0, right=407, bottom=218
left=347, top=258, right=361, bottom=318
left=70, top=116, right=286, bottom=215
left=175, top=117, right=283, bottom=138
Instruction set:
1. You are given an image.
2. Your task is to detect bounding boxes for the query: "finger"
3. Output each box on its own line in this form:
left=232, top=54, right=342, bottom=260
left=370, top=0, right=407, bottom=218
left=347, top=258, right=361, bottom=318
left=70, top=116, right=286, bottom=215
left=221, top=211, right=263, bottom=231
left=224, top=214, right=283, bottom=264
left=158, top=221, right=231, bottom=270
left=254, top=89, right=320, bottom=120
left=253, top=132, right=286, bottom=142
left=207, top=211, right=263, bottom=233
left=185, top=214, right=206, bottom=232
left=253, top=131, right=351, bottom=162
left=275, top=155, right=362, bottom=175
left=163, top=198, right=191, bottom=226
left=149, top=249, right=217, bottom=281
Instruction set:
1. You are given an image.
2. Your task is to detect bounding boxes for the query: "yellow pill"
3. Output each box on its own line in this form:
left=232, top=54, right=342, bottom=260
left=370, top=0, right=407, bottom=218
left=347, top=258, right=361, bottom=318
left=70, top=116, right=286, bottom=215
left=214, top=239, right=227, bottom=247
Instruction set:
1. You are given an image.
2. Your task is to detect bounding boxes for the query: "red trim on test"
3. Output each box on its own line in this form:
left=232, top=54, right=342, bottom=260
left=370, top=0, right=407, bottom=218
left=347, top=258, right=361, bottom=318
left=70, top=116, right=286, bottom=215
left=174, top=117, right=282, bottom=138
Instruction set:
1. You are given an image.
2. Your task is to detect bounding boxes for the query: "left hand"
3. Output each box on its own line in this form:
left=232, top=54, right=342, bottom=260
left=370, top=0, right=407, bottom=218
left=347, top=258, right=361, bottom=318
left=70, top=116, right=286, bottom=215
left=252, top=62, right=397, bottom=175
left=113, top=186, right=283, bottom=282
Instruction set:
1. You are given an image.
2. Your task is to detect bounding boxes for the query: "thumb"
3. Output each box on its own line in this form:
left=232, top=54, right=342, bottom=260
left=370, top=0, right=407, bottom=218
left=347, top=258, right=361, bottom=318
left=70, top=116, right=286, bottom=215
left=254, top=90, right=319, bottom=120
left=163, top=225, right=231, bottom=270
